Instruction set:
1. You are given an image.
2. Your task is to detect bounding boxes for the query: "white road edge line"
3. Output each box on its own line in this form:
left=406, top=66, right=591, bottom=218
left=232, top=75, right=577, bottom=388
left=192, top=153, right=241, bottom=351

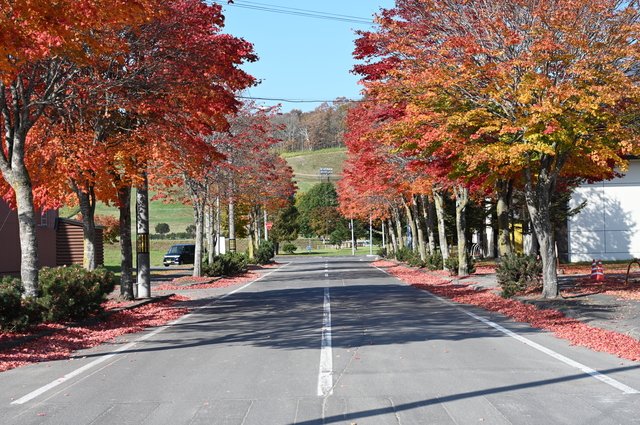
left=318, top=287, right=333, bottom=397
left=371, top=265, right=640, bottom=395
left=11, top=263, right=290, bottom=405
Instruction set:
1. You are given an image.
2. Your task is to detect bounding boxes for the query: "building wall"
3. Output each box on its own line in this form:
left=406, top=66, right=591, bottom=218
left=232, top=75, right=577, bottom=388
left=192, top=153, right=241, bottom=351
left=568, top=159, right=640, bottom=262
left=55, top=218, right=105, bottom=267
left=0, top=202, right=104, bottom=276
left=0, top=203, right=58, bottom=276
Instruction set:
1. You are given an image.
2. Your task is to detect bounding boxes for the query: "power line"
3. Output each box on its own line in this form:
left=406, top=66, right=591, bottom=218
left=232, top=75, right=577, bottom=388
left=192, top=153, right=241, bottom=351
left=225, top=0, right=378, bottom=25
left=238, top=95, right=361, bottom=104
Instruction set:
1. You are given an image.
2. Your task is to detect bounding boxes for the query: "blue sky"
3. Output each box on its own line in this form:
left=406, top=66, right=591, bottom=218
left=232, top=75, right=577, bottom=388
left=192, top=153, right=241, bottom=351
left=220, top=0, right=395, bottom=113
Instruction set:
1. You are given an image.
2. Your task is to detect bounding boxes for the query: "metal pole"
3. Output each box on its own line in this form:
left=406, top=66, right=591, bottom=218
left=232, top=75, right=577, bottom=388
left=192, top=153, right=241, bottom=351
left=369, top=215, right=373, bottom=256
left=382, top=220, right=386, bottom=252
left=351, top=218, right=355, bottom=256
left=229, top=201, right=236, bottom=252
left=136, top=172, right=151, bottom=298
left=264, top=208, right=269, bottom=241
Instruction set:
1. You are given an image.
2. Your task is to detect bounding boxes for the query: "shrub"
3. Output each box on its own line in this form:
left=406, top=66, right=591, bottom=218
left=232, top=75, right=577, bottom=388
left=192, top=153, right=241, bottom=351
left=282, top=243, right=297, bottom=254
left=394, top=246, right=424, bottom=267
left=395, top=246, right=415, bottom=262
left=202, top=252, right=247, bottom=277
left=376, top=247, right=388, bottom=258
left=496, top=254, right=542, bottom=298
left=406, top=254, right=425, bottom=268
left=37, top=265, right=116, bottom=323
left=424, top=252, right=443, bottom=271
left=0, top=277, right=32, bottom=331
left=444, top=254, right=477, bottom=277
left=254, top=240, right=275, bottom=265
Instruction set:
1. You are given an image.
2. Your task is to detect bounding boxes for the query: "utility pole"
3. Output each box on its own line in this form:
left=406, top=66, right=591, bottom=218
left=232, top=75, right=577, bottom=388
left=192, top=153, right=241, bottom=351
left=229, top=200, right=236, bottom=252
left=370, top=215, right=373, bottom=256
left=136, top=172, right=150, bottom=298
left=351, top=218, right=355, bottom=256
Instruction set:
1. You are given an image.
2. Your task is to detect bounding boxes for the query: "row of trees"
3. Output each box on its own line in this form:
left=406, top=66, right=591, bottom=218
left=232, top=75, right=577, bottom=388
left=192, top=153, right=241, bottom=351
left=0, top=0, right=296, bottom=300
left=338, top=0, right=640, bottom=298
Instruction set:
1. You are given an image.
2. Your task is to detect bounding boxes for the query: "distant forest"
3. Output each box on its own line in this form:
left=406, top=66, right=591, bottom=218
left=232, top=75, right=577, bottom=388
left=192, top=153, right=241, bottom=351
left=269, top=98, right=354, bottom=152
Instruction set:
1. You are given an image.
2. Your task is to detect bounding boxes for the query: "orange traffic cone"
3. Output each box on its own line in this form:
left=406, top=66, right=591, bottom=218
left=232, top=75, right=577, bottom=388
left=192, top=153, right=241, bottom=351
left=590, top=259, right=597, bottom=280
left=595, top=260, right=605, bottom=281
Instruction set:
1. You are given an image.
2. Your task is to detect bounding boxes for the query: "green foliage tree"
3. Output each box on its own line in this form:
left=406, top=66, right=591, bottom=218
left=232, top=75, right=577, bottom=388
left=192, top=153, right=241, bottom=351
left=269, top=202, right=300, bottom=243
left=296, top=182, right=339, bottom=237
left=155, top=223, right=170, bottom=235
left=329, top=221, right=351, bottom=247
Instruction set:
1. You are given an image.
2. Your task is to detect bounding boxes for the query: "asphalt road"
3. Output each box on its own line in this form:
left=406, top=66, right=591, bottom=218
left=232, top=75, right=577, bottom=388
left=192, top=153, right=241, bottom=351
left=2, top=257, right=640, bottom=424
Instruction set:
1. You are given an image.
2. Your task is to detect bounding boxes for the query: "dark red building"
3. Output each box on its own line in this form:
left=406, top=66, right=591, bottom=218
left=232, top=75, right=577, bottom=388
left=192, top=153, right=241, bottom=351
left=0, top=201, right=104, bottom=276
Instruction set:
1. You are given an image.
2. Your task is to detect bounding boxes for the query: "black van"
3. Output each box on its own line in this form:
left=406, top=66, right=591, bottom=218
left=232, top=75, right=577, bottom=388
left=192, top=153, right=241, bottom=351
left=163, top=244, right=196, bottom=266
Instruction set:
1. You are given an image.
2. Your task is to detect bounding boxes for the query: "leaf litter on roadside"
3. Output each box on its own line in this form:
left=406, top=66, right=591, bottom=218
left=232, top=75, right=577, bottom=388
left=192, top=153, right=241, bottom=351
left=372, top=260, right=640, bottom=362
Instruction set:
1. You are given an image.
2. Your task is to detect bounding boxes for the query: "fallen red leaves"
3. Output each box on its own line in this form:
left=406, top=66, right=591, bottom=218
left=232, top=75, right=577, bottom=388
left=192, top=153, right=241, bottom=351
left=0, top=295, right=191, bottom=372
left=0, top=270, right=262, bottom=373
left=372, top=260, right=640, bottom=362
left=154, top=271, right=258, bottom=291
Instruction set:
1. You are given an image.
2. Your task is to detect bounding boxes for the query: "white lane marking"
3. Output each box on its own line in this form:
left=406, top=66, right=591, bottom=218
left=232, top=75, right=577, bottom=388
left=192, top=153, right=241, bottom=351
left=426, top=292, right=640, bottom=395
left=11, top=265, right=289, bottom=405
left=371, top=264, right=640, bottom=395
left=318, top=287, right=333, bottom=396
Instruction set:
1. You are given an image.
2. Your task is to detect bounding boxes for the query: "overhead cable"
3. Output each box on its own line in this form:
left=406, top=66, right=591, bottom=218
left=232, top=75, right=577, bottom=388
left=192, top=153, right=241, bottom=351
left=225, top=0, right=377, bottom=25
left=238, top=95, right=360, bottom=104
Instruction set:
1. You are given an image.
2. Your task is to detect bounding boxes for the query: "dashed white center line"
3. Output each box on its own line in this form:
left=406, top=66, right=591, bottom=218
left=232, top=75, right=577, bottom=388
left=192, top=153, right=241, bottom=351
left=318, top=287, right=333, bottom=396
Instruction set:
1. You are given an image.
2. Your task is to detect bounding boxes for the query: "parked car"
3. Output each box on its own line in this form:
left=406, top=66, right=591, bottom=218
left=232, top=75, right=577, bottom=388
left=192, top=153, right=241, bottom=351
left=163, top=244, right=195, bottom=266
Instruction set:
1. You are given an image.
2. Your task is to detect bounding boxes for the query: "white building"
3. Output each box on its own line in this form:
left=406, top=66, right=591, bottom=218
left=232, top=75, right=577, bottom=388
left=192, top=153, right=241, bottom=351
left=567, top=158, right=640, bottom=262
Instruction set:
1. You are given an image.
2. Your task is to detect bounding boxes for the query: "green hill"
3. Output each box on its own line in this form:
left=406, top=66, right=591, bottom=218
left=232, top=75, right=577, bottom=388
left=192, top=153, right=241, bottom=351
left=283, top=147, right=347, bottom=194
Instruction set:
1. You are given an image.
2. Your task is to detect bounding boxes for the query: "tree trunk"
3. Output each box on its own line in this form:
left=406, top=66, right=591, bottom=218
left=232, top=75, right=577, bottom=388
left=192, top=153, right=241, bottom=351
left=75, top=185, right=97, bottom=271
left=403, top=198, right=419, bottom=254
left=15, top=170, right=39, bottom=298
left=0, top=128, right=40, bottom=297
left=411, top=195, right=426, bottom=260
left=247, top=208, right=256, bottom=260
left=192, top=200, right=204, bottom=277
left=387, top=218, right=398, bottom=254
left=454, top=185, right=469, bottom=276
left=118, top=186, right=135, bottom=300
left=484, top=199, right=495, bottom=258
left=421, top=195, right=436, bottom=256
left=206, top=204, right=217, bottom=264
left=393, top=206, right=404, bottom=249
left=433, top=189, right=450, bottom=261
left=496, top=179, right=513, bottom=257
left=523, top=153, right=568, bottom=299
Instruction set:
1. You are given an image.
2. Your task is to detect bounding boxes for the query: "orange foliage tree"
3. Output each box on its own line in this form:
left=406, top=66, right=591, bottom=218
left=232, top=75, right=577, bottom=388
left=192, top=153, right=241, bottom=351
left=0, top=0, right=159, bottom=297
left=353, top=0, right=640, bottom=297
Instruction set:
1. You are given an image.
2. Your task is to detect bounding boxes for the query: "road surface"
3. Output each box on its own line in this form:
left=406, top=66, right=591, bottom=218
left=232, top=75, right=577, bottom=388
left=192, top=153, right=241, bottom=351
left=2, top=256, right=640, bottom=424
